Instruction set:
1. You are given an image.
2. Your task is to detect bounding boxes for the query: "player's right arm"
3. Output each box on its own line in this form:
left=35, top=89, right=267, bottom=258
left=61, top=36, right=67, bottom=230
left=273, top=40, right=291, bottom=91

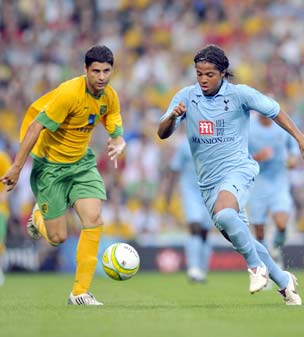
left=157, top=102, right=186, bottom=139
left=0, top=120, right=44, bottom=191
left=158, top=88, right=188, bottom=139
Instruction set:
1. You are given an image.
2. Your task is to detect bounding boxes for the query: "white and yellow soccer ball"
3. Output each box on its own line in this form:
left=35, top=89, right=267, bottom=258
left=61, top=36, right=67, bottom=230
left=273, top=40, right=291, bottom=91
left=102, top=243, right=140, bottom=281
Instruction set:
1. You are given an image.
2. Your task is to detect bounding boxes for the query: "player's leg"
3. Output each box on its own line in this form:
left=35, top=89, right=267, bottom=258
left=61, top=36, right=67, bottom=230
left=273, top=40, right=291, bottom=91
left=28, top=158, right=71, bottom=246
left=254, top=225, right=266, bottom=245
left=247, top=177, right=269, bottom=247
left=186, top=222, right=207, bottom=282
left=270, top=177, right=293, bottom=266
left=27, top=204, right=66, bottom=246
left=252, top=237, right=301, bottom=304
left=67, top=154, right=106, bottom=305
left=0, top=213, right=8, bottom=286
left=212, top=173, right=268, bottom=293
left=183, top=188, right=212, bottom=282
left=69, top=198, right=103, bottom=305
left=270, top=211, right=288, bottom=267
left=199, top=203, right=213, bottom=277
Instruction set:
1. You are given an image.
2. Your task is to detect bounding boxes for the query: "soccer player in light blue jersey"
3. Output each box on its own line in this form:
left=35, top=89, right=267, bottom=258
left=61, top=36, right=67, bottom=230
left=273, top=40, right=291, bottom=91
left=157, top=44, right=304, bottom=305
left=165, top=138, right=212, bottom=282
left=248, top=114, right=300, bottom=267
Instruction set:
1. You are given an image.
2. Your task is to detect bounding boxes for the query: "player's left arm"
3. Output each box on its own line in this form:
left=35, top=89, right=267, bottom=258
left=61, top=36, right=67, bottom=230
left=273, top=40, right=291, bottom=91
left=102, top=88, right=126, bottom=161
left=274, top=110, right=304, bottom=158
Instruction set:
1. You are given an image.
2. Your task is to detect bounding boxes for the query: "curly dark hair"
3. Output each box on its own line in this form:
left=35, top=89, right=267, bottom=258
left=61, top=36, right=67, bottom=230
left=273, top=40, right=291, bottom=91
left=194, top=44, right=233, bottom=78
left=85, top=45, right=114, bottom=67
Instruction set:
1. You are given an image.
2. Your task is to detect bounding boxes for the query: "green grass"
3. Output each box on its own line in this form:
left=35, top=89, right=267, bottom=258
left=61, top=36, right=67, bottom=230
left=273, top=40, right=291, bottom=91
left=0, top=271, right=303, bottom=337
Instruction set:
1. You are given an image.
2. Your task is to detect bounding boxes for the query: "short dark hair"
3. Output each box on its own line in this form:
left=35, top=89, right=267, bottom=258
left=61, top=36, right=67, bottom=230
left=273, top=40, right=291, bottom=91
left=194, top=44, right=233, bottom=78
left=85, top=45, right=114, bottom=67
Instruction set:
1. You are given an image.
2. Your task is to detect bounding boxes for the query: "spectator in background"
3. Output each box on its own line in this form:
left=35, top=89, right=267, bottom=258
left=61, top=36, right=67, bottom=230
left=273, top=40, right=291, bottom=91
left=248, top=113, right=300, bottom=267
left=157, top=44, right=303, bottom=305
left=0, top=149, right=12, bottom=285
left=164, top=138, right=212, bottom=283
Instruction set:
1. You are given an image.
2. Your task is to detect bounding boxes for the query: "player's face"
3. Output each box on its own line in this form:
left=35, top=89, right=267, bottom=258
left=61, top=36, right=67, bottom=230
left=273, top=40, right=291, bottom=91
left=195, top=61, right=225, bottom=96
left=84, top=61, right=113, bottom=95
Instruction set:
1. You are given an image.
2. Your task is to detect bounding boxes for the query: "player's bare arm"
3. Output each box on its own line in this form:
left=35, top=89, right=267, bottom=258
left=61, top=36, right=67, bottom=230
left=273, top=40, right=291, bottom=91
left=0, top=120, right=44, bottom=191
left=157, top=102, right=187, bottom=139
left=274, top=111, right=304, bottom=157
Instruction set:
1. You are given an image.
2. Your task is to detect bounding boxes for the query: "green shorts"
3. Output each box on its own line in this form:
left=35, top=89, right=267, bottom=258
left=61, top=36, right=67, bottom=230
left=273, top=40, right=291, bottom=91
left=30, top=148, right=107, bottom=220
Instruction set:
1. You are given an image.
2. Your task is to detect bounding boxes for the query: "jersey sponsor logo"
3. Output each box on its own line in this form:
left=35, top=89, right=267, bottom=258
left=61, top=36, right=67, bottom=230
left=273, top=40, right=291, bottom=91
left=191, top=136, right=235, bottom=144
left=216, top=119, right=225, bottom=136
left=199, top=121, right=214, bottom=135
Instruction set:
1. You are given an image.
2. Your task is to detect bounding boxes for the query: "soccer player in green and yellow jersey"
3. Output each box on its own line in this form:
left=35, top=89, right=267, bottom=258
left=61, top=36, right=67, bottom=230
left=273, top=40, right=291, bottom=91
left=0, top=45, right=126, bottom=305
left=0, top=150, right=12, bottom=286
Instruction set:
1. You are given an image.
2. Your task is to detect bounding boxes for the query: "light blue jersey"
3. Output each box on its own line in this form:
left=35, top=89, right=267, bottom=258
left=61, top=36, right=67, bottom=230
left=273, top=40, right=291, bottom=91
left=249, top=114, right=299, bottom=178
left=248, top=115, right=299, bottom=224
left=170, top=140, right=212, bottom=229
left=161, top=80, right=280, bottom=190
left=161, top=77, right=294, bottom=287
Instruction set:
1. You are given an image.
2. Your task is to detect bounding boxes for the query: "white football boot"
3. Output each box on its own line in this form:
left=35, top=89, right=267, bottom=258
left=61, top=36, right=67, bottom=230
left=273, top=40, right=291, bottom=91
left=26, top=204, right=41, bottom=240
left=187, top=267, right=206, bottom=283
left=68, top=292, right=103, bottom=306
left=248, top=264, right=269, bottom=293
left=278, top=272, right=302, bottom=305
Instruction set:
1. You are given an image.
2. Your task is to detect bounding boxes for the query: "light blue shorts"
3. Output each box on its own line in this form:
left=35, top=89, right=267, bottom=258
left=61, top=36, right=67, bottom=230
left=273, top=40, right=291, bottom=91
left=181, top=183, right=213, bottom=230
left=248, top=174, right=292, bottom=225
left=200, top=170, right=255, bottom=231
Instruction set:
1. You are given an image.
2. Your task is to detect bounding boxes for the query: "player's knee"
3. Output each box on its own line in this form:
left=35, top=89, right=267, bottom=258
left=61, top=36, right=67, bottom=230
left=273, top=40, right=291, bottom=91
left=83, top=213, right=103, bottom=228
left=48, top=232, right=67, bottom=245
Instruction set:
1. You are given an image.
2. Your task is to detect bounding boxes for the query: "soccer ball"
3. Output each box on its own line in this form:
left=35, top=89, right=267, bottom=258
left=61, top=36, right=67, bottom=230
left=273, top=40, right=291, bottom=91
left=102, top=243, right=140, bottom=281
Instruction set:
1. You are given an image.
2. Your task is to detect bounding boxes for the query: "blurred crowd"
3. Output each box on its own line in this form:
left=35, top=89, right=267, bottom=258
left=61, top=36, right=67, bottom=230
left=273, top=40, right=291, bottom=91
left=1, top=0, right=304, bottom=252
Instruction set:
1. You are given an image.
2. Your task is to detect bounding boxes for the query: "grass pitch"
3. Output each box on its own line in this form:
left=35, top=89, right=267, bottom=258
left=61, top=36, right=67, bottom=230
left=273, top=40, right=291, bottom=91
left=0, top=271, right=303, bottom=337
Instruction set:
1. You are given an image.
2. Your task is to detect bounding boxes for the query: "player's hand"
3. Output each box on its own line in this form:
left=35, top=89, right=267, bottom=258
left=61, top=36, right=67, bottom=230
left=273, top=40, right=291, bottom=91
left=170, top=102, right=187, bottom=120
left=254, top=147, right=273, bottom=161
left=0, top=165, right=21, bottom=192
left=107, top=136, right=126, bottom=162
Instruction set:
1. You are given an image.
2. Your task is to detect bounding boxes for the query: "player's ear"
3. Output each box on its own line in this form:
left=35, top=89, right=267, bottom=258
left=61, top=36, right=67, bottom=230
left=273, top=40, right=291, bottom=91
left=83, top=63, right=88, bottom=74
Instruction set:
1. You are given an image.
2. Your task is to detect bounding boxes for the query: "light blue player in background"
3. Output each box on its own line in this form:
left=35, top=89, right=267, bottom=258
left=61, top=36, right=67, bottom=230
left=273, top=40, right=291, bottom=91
left=157, top=44, right=304, bottom=305
left=165, top=138, right=212, bottom=282
left=248, top=113, right=300, bottom=267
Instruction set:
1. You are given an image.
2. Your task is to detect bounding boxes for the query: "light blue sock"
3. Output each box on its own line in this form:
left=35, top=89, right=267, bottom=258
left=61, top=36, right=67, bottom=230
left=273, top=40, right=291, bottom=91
left=273, top=229, right=286, bottom=248
left=214, top=208, right=263, bottom=268
left=185, top=235, right=202, bottom=270
left=253, top=238, right=289, bottom=288
left=199, top=239, right=212, bottom=272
